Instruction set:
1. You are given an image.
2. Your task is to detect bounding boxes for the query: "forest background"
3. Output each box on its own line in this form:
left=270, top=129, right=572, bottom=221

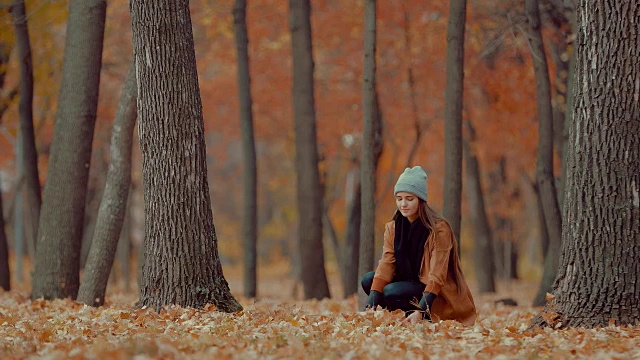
left=2, top=0, right=639, bottom=358
left=1, top=0, right=557, bottom=301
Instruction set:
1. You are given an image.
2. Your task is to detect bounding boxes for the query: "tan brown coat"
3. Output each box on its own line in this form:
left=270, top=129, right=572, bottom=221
left=371, top=219, right=477, bottom=326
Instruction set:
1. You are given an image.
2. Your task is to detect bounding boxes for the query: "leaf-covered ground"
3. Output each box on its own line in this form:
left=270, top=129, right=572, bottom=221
left=1, top=291, right=639, bottom=359
left=1, top=269, right=639, bottom=359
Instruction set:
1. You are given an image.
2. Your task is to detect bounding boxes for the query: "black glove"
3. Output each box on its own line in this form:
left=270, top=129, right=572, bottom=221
left=365, top=290, right=385, bottom=310
left=418, top=292, right=437, bottom=321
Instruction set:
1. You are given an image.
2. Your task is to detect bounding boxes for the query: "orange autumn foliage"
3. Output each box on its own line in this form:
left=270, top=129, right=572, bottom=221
left=0, top=0, right=562, bottom=274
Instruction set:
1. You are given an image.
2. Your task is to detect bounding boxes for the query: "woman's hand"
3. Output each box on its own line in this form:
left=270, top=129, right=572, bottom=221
left=403, top=311, right=422, bottom=324
left=364, top=290, right=385, bottom=310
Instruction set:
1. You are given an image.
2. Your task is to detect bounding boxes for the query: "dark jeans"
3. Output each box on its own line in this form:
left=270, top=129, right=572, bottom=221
left=361, top=271, right=424, bottom=312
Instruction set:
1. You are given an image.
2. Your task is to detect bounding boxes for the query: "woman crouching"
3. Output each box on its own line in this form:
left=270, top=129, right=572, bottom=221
left=361, top=166, right=477, bottom=326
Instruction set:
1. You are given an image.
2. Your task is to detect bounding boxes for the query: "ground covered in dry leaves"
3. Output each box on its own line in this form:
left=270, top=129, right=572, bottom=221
left=1, top=272, right=639, bottom=359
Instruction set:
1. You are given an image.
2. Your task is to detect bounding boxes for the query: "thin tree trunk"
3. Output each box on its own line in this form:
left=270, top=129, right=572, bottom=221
left=359, top=0, right=379, bottom=308
left=289, top=0, right=330, bottom=300
left=108, top=195, right=132, bottom=289
left=0, top=87, right=18, bottom=120
left=12, top=0, right=41, bottom=258
left=0, top=43, right=13, bottom=289
left=532, top=181, right=551, bottom=306
left=549, top=39, right=569, bottom=207
left=493, top=234, right=505, bottom=279
left=233, top=0, right=258, bottom=299
left=0, top=182, right=9, bottom=291
left=532, top=0, right=640, bottom=328
left=0, top=43, right=14, bottom=119
left=488, top=157, right=519, bottom=280
left=80, top=143, right=107, bottom=269
left=442, top=0, right=467, bottom=247
left=534, top=182, right=549, bottom=257
left=31, top=0, right=106, bottom=300
left=322, top=206, right=342, bottom=270
left=116, top=194, right=132, bottom=291
left=545, top=0, right=576, bottom=209
left=463, top=120, right=495, bottom=293
left=131, top=0, right=242, bottom=312
left=14, top=145, right=23, bottom=281
left=489, top=158, right=505, bottom=278
left=508, top=225, right=518, bottom=280
left=558, top=46, right=576, bottom=208
left=342, top=171, right=361, bottom=297
left=402, top=3, right=424, bottom=168
left=557, top=10, right=577, bottom=209
left=526, top=0, right=563, bottom=308
left=77, top=64, right=137, bottom=306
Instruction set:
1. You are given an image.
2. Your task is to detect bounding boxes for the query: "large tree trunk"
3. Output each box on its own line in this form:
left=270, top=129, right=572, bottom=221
left=12, top=0, right=41, bottom=258
left=31, top=0, right=106, bottom=300
left=442, top=0, right=467, bottom=246
left=525, top=0, right=563, bottom=308
left=289, top=0, right=330, bottom=300
left=77, top=64, right=137, bottom=306
left=233, top=0, right=258, bottom=299
left=0, top=183, right=9, bottom=291
left=131, top=0, right=242, bottom=312
left=532, top=0, right=640, bottom=328
left=463, top=121, right=495, bottom=293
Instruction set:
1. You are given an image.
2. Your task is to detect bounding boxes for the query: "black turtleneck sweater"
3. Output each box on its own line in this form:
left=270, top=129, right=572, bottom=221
left=393, top=215, right=430, bottom=282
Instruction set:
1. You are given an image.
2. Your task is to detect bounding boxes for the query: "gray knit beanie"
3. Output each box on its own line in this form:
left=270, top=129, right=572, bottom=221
left=394, top=166, right=428, bottom=202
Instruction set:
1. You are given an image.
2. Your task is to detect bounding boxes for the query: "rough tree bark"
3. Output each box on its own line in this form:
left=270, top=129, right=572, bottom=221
left=131, top=0, right=242, bottom=311
left=31, top=0, right=106, bottom=300
left=11, top=0, right=41, bottom=257
left=289, top=0, right=331, bottom=300
left=233, top=0, right=258, bottom=299
left=525, top=0, right=563, bottom=308
left=77, top=64, right=137, bottom=306
left=532, top=0, right=640, bottom=328
left=463, top=121, right=495, bottom=293
left=442, top=0, right=467, bottom=247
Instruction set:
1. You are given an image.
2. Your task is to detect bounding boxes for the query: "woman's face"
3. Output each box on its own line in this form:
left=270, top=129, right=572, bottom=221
left=395, top=192, right=419, bottom=222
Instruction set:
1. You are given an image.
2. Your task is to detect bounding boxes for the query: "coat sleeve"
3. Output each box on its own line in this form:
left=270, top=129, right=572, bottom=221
left=424, top=221, right=453, bottom=295
left=371, top=222, right=396, bottom=292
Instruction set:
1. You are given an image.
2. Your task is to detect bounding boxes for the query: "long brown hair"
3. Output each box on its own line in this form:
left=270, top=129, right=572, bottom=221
left=392, top=200, right=465, bottom=294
